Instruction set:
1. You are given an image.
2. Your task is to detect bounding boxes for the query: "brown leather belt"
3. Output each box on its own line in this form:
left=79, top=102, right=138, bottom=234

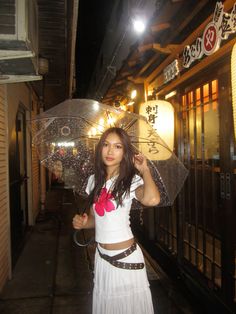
left=97, top=242, right=144, bottom=270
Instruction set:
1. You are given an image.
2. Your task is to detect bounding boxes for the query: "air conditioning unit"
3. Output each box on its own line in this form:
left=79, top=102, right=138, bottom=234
left=0, top=0, right=41, bottom=83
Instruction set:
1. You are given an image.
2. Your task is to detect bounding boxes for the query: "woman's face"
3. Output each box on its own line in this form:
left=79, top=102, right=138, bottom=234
left=101, top=132, right=124, bottom=171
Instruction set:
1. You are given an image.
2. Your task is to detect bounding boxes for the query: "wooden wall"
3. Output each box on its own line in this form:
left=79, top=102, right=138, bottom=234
left=0, top=84, right=10, bottom=291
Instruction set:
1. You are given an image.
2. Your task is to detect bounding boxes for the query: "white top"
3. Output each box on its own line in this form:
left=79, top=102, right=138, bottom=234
left=86, top=174, right=144, bottom=244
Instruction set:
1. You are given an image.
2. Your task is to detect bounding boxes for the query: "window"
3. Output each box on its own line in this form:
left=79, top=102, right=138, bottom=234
left=181, top=79, right=221, bottom=287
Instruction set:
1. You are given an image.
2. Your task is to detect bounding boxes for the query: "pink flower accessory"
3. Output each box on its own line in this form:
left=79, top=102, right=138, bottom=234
left=94, top=187, right=115, bottom=216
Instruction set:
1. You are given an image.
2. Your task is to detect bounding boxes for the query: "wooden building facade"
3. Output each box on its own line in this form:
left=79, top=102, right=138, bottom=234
left=95, top=1, right=236, bottom=312
left=0, top=0, right=78, bottom=292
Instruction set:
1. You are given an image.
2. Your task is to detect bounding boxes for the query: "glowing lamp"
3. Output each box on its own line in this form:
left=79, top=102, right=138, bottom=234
left=132, top=19, right=146, bottom=33
left=130, top=89, right=137, bottom=99
left=139, top=100, right=174, bottom=151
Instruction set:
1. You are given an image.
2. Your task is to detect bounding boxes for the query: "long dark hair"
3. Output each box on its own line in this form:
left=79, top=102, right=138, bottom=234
left=89, top=127, right=136, bottom=206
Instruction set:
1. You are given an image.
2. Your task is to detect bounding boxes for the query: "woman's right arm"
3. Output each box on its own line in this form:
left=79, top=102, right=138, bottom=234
left=72, top=207, right=95, bottom=230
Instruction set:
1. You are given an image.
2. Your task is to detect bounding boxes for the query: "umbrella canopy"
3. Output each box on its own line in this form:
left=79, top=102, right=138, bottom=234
left=30, top=98, right=188, bottom=206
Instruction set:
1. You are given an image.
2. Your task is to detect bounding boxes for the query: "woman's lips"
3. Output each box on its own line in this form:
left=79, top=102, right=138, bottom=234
left=105, top=157, right=115, bottom=161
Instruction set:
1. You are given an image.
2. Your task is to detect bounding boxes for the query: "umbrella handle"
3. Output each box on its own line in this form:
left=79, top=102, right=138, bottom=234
left=73, top=229, right=95, bottom=247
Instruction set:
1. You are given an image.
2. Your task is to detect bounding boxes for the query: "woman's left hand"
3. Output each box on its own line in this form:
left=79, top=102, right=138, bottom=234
left=133, top=153, right=149, bottom=175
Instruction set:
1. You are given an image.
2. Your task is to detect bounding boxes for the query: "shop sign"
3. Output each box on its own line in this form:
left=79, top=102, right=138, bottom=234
left=183, top=2, right=236, bottom=68
left=163, top=59, right=180, bottom=83
left=139, top=100, right=174, bottom=151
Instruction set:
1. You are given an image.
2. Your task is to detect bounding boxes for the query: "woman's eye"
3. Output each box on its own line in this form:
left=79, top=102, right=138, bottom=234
left=116, top=145, right=122, bottom=149
left=103, top=142, right=108, bottom=147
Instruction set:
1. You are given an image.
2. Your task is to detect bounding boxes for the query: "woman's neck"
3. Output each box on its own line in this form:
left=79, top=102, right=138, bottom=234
left=106, top=167, right=119, bottom=180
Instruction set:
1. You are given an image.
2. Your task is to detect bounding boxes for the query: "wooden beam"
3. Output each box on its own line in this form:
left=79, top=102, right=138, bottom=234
left=153, top=43, right=180, bottom=54
left=138, top=43, right=153, bottom=53
left=115, top=80, right=126, bottom=85
left=127, top=49, right=143, bottom=67
left=169, top=0, right=209, bottom=38
left=106, top=90, right=117, bottom=97
left=151, top=22, right=170, bottom=33
left=127, top=76, right=144, bottom=84
left=120, top=71, right=131, bottom=77
left=128, top=59, right=138, bottom=67
left=138, top=41, right=180, bottom=54
left=134, top=54, right=159, bottom=78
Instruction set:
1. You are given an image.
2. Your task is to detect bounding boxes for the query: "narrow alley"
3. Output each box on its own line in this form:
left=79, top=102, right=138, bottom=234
left=0, top=188, right=201, bottom=314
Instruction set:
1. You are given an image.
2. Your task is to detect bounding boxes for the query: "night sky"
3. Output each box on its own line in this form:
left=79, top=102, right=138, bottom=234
left=75, top=1, right=114, bottom=98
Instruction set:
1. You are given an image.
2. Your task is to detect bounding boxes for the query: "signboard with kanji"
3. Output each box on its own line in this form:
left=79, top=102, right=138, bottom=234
left=139, top=100, right=174, bottom=153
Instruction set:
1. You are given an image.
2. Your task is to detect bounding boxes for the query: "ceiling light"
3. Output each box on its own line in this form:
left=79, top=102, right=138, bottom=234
left=132, top=19, right=146, bottom=33
left=130, top=89, right=137, bottom=99
left=165, top=90, right=177, bottom=99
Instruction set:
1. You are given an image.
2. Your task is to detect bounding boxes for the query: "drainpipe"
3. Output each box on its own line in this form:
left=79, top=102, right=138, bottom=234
left=38, top=60, right=49, bottom=216
left=39, top=106, right=46, bottom=214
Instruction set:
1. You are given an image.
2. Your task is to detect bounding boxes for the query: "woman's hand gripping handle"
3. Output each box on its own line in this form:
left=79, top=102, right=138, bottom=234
left=72, top=206, right=95, bottom=230
left=72, top=213, right=88, bottom=230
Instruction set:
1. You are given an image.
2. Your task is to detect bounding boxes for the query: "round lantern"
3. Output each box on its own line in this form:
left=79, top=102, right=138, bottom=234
left=139, top=100, right=174, bottom=151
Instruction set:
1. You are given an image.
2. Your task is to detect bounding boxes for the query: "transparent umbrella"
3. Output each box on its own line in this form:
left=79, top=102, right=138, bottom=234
left=30, top=98, right=188, bottom=207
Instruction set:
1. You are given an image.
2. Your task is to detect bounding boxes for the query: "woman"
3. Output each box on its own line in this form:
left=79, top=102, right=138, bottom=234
left=73, top=127, right=160, bottom=314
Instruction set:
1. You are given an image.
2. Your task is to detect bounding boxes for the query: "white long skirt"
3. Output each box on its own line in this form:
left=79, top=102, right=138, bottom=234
left=93, top=243, right=154, bottom=314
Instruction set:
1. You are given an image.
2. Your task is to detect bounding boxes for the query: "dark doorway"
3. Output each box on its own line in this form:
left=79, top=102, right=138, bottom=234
left=9, top=105, right=29, bottom=266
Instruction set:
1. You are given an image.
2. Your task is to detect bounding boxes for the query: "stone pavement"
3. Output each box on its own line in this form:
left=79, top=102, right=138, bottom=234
left=0, top=188, right=200, bottom=314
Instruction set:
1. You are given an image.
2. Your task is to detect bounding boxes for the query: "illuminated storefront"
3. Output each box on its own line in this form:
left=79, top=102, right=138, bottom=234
left=141, top=2, right=236, bottom=312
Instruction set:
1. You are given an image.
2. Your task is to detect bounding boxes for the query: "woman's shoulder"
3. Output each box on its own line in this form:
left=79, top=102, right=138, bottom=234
left=88, top=174, right=95, bottom=185
left=85, top=174, right=95, bottom=194
left=88, top=174, right=95, bottom=180
left=130, top=174, right=144, bottom=190
left=132, top=173, right=143, bottom=183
